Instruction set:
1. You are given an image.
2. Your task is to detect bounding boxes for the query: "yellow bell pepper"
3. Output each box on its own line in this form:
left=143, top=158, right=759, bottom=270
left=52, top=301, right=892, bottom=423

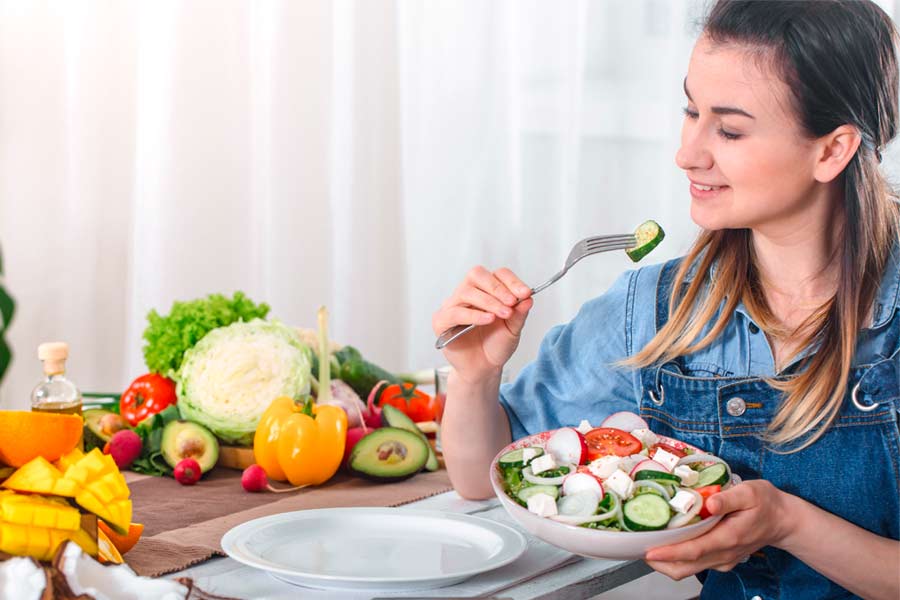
left=253, top=396, right=347, bottom=487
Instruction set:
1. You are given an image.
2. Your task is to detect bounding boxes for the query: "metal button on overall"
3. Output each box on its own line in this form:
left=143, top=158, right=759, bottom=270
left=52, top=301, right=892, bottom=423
left=726, top=397, right=746, bottom=417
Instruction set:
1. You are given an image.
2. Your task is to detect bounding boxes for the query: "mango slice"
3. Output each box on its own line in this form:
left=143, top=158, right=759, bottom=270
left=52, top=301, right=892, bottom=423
left=2, top=456, right=77, bottom=497
left=61, top=449, right=131, bottom=534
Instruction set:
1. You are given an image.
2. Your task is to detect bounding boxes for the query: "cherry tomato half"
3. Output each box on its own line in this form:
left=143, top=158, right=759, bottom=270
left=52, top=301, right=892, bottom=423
left=583, top=427, right=642, bottom=460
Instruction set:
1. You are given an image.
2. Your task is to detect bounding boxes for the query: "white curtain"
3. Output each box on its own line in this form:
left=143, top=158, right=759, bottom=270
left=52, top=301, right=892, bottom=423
left=1, top=0, right=898, bottom=409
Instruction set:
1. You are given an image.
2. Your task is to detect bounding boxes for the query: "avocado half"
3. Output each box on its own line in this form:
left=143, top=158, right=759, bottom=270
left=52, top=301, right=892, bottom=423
left=160, top=420, right=220, bottom=473
left=348, top=427, right=429, bottom=482
left=380, top=404, right=439, bottom=471
left=82, top=409, right=130, bottom=452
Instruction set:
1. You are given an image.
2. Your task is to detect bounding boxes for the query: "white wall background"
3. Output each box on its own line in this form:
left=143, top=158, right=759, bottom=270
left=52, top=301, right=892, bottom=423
left=1, top=0, right=899, bottom=409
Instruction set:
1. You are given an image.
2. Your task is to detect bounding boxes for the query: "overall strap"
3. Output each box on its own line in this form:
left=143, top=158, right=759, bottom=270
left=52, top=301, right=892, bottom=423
left=654, top=258, right=684, bottom=333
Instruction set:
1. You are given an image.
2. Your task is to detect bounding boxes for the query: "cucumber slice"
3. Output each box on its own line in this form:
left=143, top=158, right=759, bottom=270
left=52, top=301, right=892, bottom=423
left=626, top=220, right=665, bottom=263
left=499, top=447, right=544, bottom=469
left=695, top=463, right=729, bottom=487
left=633, top=470, right=681, bottom=484
left=516, top=484, right=559, bottom=504
left=622, top=493, right=672, bottom=531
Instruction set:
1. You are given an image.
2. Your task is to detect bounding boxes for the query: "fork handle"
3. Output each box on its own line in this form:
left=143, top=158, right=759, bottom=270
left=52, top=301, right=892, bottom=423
left=434, top=286, right=543, bottom=350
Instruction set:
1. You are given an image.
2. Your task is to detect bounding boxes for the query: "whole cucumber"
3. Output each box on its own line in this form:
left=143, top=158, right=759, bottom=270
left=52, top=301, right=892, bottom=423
left=340, top=358, right=401, bottom=400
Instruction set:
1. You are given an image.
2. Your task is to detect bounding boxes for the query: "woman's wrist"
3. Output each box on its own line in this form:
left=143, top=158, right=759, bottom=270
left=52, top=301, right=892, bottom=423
left=771, top=489, right=808, bottom=553
left=448, top=364, right=504, bottom=389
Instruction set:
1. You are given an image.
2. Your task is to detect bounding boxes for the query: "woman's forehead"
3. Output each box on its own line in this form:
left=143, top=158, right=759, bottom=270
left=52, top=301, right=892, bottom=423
left=686, top=36, right=795, bottom=122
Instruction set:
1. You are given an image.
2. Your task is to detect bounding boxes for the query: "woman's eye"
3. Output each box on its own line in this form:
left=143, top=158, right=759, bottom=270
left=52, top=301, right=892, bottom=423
left=717, top=127, right=742, bottom=141
left=682, top=106, right=699, bottom=119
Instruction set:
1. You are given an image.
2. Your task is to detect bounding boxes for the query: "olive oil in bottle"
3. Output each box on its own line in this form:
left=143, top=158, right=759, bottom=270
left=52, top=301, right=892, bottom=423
left=31, top=342, right=83, bottom=420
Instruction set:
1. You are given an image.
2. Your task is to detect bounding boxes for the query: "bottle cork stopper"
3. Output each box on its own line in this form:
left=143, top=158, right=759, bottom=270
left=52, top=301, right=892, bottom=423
left=38, top=342, right=69, bottom=375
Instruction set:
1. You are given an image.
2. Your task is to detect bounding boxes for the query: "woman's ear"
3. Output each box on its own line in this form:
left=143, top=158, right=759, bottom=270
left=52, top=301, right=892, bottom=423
left=813, top=124, right=863, bottom=183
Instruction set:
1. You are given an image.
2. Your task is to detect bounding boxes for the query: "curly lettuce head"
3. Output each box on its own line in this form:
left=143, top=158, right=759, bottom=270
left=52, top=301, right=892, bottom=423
left=176, top=319, right=312, bottom=445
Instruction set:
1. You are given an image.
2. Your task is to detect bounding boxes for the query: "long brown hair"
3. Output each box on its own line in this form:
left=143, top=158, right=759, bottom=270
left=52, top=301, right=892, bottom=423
left=629, top=0, right=900, bottom=450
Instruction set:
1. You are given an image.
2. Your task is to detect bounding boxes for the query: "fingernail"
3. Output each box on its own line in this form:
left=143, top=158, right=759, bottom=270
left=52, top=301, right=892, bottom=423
left=500, top=308, right=512, bottom=318
left=518, top=286, right=530, bottom=295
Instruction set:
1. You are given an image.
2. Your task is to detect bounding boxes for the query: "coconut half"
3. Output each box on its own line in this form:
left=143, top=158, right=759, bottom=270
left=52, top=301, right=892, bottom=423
left=0, top=556, right=52, bottom=600
left=54, top=541, right=189, bottom=600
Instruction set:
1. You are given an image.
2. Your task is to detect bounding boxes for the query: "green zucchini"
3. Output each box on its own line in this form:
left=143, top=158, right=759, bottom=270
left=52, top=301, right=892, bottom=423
left=626, top=220, right=665, bottom=263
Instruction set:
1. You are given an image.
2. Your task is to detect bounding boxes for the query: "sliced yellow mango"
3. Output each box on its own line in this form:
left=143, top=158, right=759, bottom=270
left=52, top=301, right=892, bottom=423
left=54, top=447, right=85, bottom=473
left=2, top=456, right=77, bottom=497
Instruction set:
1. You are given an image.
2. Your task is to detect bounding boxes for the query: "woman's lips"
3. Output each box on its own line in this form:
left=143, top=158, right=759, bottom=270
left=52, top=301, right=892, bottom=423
left=689, top=182, right=729, bottom=200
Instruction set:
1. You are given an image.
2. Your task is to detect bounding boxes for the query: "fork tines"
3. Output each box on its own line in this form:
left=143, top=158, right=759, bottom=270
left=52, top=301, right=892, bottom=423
left=583, top=234, right=637, bottom=250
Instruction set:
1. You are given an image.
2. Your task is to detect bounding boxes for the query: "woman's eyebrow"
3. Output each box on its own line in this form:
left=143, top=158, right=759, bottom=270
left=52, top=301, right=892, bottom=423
left=683, top=78, right=756, bottom=119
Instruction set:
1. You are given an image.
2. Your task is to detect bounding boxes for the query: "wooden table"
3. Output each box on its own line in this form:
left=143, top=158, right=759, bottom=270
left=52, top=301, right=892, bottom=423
left=168, top=489, right=652, bottom=599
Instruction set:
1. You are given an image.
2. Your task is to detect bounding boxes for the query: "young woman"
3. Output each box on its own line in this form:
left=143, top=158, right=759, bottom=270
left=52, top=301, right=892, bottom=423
left=432, top=1, right=900, bottom=598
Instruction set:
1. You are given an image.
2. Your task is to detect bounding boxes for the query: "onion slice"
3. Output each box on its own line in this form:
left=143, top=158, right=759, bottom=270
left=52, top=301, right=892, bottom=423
left=633, top=480, right=672, bottom=501
left=551, top=491, right=622, bottom=525
left=675, top=453, right=734, bottom=489
left=522, top=465, right=575, bottom=486
left=667, top=488, right=704, bottom=528
left=557, top=490, right=600, bottom=517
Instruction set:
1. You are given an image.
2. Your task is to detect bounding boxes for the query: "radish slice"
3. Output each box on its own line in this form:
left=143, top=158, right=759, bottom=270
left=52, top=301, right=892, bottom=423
left=562, top=472, right=604, bottom=498
left=629, top=459, right=669, bottom=477
left=617, top=454, right=645, bottom=475
left=667, top=488, right=703, bottom=528
left=522, top=465, right=575, bottom=486
left=600, top=411, right=649, bottom=432
left=676, top=454, right=734, bottom=489
left=633, top=480, right=672, bottom=501
left=557, top=490, right=600, bottom=517
left=547, top=427, right=588, bottom=465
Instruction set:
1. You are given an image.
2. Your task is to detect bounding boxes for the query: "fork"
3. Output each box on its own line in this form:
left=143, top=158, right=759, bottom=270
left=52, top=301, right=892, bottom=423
left=434, top=233, right=637, bottom=349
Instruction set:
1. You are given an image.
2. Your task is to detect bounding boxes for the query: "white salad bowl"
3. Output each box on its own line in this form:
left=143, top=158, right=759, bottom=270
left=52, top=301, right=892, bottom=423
left=490, top=430, right=725, bottom=560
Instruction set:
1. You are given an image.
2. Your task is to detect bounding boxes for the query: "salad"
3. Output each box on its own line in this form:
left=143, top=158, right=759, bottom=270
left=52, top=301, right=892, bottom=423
left=498, top=412, right=733, bottom=532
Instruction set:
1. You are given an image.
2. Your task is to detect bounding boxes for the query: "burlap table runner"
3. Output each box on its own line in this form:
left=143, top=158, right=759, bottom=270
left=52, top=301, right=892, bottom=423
left=125, top=468, right=453, bottom=577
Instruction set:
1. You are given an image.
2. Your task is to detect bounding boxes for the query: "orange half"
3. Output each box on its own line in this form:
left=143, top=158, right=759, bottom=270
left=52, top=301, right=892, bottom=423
left=98, top=520, right=143, bottom=555
left=0, top=411, right=82, bottom=467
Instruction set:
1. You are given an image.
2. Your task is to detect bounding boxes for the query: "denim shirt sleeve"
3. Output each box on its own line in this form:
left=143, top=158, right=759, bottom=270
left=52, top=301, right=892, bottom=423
left=499, top=270, right=642, bottom=440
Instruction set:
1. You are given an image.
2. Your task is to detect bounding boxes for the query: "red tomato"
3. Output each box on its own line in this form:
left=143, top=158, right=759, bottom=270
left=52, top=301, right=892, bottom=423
left=650, top=442, right=687, bottom=459
left=695, top=484, right=722, bottom=519
left=378, top=383, right=439, bottom=423
left=584, top=427, right=642, bottom=460
left=120, top=373, right=178, bottom=426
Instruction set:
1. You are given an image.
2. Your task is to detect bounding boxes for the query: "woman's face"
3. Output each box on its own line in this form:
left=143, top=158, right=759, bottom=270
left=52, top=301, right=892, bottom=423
left=676, top=36, right=823, bottom=235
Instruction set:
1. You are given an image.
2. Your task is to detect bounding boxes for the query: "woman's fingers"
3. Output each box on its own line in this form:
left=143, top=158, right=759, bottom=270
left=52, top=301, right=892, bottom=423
left=493, top=267, right=532, bottom=300
left=466, top=266, right=520, bottom=306
left=433, top=266, right=532, bottom=334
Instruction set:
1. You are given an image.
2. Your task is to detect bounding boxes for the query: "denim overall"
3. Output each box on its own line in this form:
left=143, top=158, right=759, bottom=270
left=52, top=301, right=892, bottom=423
left=639, top=259, right=900, bottom=600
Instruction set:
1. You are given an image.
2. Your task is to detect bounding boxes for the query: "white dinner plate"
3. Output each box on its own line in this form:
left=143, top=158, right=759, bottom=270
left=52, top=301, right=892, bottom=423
left=220, top=507, right=527, bottom=591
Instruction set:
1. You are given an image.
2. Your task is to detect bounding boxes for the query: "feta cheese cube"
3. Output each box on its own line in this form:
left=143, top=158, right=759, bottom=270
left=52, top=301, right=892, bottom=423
left=526, top=493, right=558, bottom=517
left=588, top=455, right=623, bottom=480
left=653, top=448, right=681, bottom=472
left=576, top=419, right=593, bottom=435
left=530, top=453, right=558, bottom=475
left=605, top=470, right=635, bottom=498
left=669, top=490, right=697, bottom=514
left=631, top=428, right=659, bottom=448
left=674, top=465, right=699, bottom=486
left=521, top=448, right=538, bottom=464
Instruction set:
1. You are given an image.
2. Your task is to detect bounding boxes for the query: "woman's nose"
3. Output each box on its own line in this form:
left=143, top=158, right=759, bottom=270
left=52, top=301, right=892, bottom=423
left=675, top=126, right=714, bottom=171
